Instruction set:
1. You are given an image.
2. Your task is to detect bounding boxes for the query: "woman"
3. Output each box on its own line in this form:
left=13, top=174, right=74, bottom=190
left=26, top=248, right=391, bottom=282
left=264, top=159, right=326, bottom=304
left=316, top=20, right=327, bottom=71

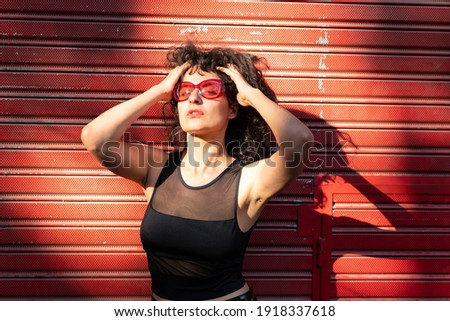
left=81, top=42, right=314, bottom=300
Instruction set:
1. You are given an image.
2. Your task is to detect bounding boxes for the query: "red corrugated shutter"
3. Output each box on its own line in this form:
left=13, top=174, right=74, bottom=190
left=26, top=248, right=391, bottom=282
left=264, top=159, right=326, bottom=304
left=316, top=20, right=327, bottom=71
left=1, top=0, right=449, bottom=300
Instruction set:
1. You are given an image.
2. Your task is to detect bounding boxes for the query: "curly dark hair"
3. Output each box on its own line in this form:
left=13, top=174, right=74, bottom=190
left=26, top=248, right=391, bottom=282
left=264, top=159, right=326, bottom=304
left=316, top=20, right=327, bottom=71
left=164, top=41, right=277, bottom=165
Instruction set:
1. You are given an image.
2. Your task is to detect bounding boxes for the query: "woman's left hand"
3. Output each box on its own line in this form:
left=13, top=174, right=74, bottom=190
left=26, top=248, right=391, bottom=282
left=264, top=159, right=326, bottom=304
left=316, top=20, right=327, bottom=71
left=216, top=65, right=258, bottom=107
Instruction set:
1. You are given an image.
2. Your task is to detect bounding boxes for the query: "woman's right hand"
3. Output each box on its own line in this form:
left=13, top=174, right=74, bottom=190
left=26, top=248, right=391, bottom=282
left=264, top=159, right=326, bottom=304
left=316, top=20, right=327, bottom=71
left=157, top=62, right=191, bottom=100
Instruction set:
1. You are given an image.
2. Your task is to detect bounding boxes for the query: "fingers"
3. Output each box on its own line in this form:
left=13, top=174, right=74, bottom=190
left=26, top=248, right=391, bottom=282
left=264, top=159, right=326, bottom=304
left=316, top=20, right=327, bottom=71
left=171, top=61, right=191, bottom=77
left=179, top=61, right=192, bottom=72
left=216, top=64, right=245, bottom=84
left=164, top=61, right=191, bottom=86
left=216, top=64, right=238, bottom=75
left=159, top=61, right=191, bottom=96
left=165, top=61, right=191, bottom=75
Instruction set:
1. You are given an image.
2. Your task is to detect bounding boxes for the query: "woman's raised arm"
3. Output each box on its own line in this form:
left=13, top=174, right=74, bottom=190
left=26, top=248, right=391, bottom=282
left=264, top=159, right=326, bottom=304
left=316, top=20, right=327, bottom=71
left=218, top=65, right=314, bottom=222
left=80, top=63, right=190, bottom=187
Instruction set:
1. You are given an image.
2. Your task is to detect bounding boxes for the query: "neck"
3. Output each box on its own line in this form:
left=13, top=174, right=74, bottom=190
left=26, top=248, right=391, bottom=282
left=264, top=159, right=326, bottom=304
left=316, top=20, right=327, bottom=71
left=184, top=133, right=230, bottom=169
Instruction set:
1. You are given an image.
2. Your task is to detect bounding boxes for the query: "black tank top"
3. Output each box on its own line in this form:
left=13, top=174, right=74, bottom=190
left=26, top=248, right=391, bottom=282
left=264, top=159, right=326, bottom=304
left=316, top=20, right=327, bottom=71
left=140, top=152, right=254, bottom=300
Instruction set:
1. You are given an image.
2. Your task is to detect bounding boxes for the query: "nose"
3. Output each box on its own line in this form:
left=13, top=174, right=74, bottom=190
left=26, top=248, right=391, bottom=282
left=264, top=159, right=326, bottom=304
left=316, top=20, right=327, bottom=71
left=188, top=88, right=202, bottom=103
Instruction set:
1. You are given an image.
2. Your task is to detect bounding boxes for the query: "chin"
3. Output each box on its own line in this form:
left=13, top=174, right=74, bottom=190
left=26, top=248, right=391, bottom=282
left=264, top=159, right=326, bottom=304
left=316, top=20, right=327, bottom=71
left=180, top=120, right=228, bottom=139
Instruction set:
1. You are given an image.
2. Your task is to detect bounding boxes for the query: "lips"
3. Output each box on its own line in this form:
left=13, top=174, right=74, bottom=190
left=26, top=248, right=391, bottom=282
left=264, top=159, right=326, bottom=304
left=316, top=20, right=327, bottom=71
left=187, top=109, right=204, bottom=117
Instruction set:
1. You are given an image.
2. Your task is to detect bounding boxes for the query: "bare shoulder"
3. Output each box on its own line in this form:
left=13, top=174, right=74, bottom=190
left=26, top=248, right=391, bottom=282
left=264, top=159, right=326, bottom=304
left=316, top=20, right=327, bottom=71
left=145, top=146, right=170, bottom=170
left=142, top=147, right=170, bottom=201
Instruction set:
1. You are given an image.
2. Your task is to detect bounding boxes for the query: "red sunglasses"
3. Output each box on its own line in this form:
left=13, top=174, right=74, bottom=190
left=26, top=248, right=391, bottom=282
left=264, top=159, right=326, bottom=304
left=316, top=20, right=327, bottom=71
left=173, top=79, right=225, bottom=102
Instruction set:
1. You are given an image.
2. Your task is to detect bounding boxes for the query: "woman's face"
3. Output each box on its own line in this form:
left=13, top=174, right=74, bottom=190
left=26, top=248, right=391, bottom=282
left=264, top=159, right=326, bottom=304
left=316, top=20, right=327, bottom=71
left=176, top=69, right=237, bottom=140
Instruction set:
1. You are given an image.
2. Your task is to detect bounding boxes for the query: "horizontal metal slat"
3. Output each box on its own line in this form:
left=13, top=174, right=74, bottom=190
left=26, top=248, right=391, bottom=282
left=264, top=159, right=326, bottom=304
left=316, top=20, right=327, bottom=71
left=1, top=46, right=169, bottom=74
left=0, top=201, right=143, bottom=220
left=2, top=99, right=166, bottom=118
left=0, top=176, right=312, bottom=198
left=0, top=227, right=143, bottom=246
left=249, top=279, right=312, bottom=297
left=2, top=0, right=449, bottom=27
left=0, top=123, right=167, bottom=144
left=0, top=278, right=311, bottom=297
left=295, top=92, right=448, bottom=112
left=0, top=150, right=101, bottom=169
left=332, top=234, right=450, bottom=251
left=3, top=21, right=449, bottom=54
left=0, top=245, right=310, bottom=254
left=2, top=126, right=449, bottom=149
left=0, top=278, right=152, bottom=296
left=4, top=73, right=449, bottom=104
left=332, top=256, right=450, bottom=274
left=244, top=253, right=313, bottom=271
left=333, top=227, right=449, bottom=234
left=0, top=202, right=298, bottom=221
left=4, top=154, right=450, bottom=177
left=0, top=227, right=308, bottom=246
left=0, top=245, right=146, bottom=253
left=320, top=0, right=449, bottom=5
left=333, top=209, right=450, bottom=227
left=0, top=252, right=311, bottom=272
left=1, top=220, right=298, bottom=229
left=0, top=176, right=143, bottom=195
left=331, top=191, right=450, bottom=204
left=4, top=99, right=449, bottom=124
left=0, top=253, right=147, bottom=271
left=0, top=271, right=151, bottom=279
left=0, top=193, right=310, bottom=204
left=0, top=194, right=147, bottom=202
left=320, top=174, right=450, bottom=186
left=334, top=203, right=450, bottom=210
left=250, top=230, right=313, bottom=246
left=0, top=220, right=144, bottom=228
left=271, top=78, right=450, bottom=104
left=4, top=47, right=450, bottom=80
left=310, top=154, right=450, bottom=172
left=312, top=128, right=450, bottom=148
left=313, top=0, right=450, bottom=5
left=333, top=274, right=450, bottom=281
left=331, top=280, right=450, bottom=298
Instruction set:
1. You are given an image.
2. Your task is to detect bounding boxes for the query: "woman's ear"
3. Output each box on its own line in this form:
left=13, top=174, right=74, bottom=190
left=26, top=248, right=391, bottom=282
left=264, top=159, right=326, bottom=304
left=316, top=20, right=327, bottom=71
left=228, top=104, right=238, bottom=119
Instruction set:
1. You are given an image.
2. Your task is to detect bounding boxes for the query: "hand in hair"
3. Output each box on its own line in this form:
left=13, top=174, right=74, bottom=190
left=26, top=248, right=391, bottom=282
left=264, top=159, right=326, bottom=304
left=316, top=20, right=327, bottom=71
left=158, top=61, right=191, bottom=101
left=216, top=64, right=256, bottom=108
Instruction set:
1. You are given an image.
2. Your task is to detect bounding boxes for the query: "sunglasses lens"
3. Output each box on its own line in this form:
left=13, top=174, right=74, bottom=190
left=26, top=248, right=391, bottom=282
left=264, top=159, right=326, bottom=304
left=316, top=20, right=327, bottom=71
left=177, top=83, right=194, bottom=101
left=199, top=81, right=222, bottom=99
